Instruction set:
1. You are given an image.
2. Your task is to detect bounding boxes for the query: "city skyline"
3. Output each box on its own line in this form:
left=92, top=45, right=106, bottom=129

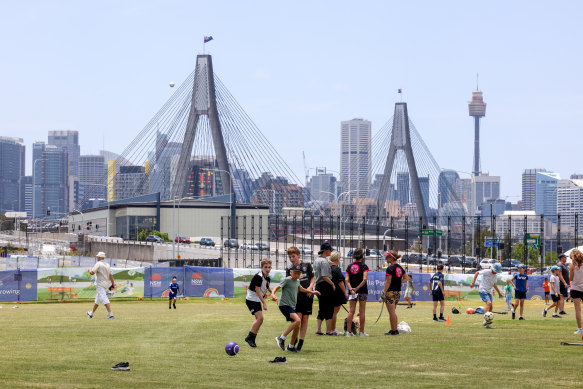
left=1, top=2, right=582, bottom=200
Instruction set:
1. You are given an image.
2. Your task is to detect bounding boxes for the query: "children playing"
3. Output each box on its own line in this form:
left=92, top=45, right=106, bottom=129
left=404, top=274, right=415, bottom=309
left=430, top=264, right=446, bottom=322
left=543, top=266, right=562, bottom=318
left=470, top=262, right=503, bottom=328
left=505, top=279, right=513, bottom=311
left=168, top=276, right=180, bottom=309
left=244, top=258, right=278, bottom=348
left=273, top=264, right=320, bottom=352
left=512, top=264, right=529, bottom=320
left=542, top=278, right=550, bottom=305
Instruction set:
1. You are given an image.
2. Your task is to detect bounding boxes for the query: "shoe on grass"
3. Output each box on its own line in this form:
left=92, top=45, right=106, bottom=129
left=275, top=336, right=285, bottom=351
left=86, top=311, right=93, bottom=319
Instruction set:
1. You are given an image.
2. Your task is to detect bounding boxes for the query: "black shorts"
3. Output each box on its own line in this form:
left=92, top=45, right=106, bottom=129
left=295, top=294, right=314, bottom=315
left=560, top=284, right=569, bottom=298
left=432, top=290, right=444, bottom=302
left=544, top=291, right=550, bottom=297
left=333, top=290, right=347, bottom=307
left=571, top=289, right=583, bottom=299
left=315, top=282, right=334, bottom=320
left=551, top=294, right=561, bottom=302
left=515, top=290, right=527, bottom=300
left=246, top=299, right=262, bottom=315
left=279, top=305, right=297, bottom=322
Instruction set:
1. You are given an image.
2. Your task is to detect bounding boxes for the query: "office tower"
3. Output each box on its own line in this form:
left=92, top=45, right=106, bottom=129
left=470, top=174, right=500, bottom=215
left=114, top=165, right=149, bottom=201
left=39, top=145, right=69, bottom=218
left=309, top=168, right=338, bottom=204
left=79, top=155, right=107, bottom=206
left=0, top=137, right=25, bottom=212
left=397, top=172, right=410, bottom=206
left=535, top=171, right=560, bottom=222
left=522, top=168, right=546, bottom=211
left=468, top=88, right=486, bottom=176
left=49, top=130, right=80, bottom=211
left=32, top=142, right=46, bottom=218
left=340, top=118, right=371, bottom=202
left=557, top=179, right=583, bottom=231
left=412, top=176, right=430, bottom=216
left=21, top=176, right=33, bottom=218
left=438, top=169, right=460, bottom=208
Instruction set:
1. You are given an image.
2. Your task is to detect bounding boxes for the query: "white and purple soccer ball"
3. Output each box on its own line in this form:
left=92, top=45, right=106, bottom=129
left=225, top=342, right=239, bottom=356
left=484, top=312, right=494, bottom=323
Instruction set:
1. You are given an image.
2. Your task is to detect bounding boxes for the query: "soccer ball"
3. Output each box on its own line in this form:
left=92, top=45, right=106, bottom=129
left=484, top=312, right=494, bottom=323
left=466, top=308, right=475, bottom=315
left=225, top=342, right=239, bottom=356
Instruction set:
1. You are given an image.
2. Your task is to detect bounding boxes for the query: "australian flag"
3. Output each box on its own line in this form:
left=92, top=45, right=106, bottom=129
left=398, top=89, right=402, bottom=93
left=204, top=36, right=213, bottom=43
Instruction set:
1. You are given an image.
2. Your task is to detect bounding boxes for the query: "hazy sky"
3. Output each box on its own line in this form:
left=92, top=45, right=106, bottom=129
left=1, top=1, right=582, bottom=200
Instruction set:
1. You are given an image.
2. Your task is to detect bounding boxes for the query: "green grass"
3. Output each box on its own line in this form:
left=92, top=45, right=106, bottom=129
left=1, top=298, right=582, bottom=388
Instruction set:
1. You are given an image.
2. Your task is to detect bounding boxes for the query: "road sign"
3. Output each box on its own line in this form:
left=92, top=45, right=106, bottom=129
left=422, top=229, right=443, bottom=236
left=4, top=212, right=26, bottom=218
left=485, top=241, right=499, bottom=247
left=524, top=233, right=540, bottom=249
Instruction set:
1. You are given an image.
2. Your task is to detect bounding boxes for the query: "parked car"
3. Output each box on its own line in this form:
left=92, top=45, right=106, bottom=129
left=199, top=238, right=215, bottom=246
left=479, top=258, right=497, bottom=269
left=255, top=242, right=270, bottom=251
left=240, top=242, right=256, bottom=250
left=223, top=239, right=239, bottom=249
left=298, top=246, right=313, bottom=255
left=174, top=236, right=191, bottom=244
left=146, top=235, right=164, bottom=243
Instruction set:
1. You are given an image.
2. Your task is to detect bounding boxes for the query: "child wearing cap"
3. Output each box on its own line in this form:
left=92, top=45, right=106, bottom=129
left=511, top=265, right=529, bottom=320
left=272, top=264, right=320, bottom=352
left=543, top=266, right=562, bottom=318
left=470, top=263, right=503, bottom=328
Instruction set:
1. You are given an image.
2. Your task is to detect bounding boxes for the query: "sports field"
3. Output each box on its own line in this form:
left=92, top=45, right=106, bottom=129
left=1, top=298, right=582, bottom=388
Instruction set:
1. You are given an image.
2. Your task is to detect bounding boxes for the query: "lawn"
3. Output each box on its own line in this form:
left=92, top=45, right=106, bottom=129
left=1, top=298, right=582, bottom=388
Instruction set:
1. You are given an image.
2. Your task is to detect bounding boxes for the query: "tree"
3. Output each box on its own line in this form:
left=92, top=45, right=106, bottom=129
left=510, top=243, right=539, bottom=265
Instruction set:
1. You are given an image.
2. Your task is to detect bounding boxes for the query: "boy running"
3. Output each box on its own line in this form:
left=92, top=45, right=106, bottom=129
left=285, top=246, right=315, bottom=351
left=273, top=264, right=320, bottom=352
left=543, top=266, right=562, bottom=318
left=511, top=265, right=529, bottom=320
left=382, top=250, right=405, bottom=335
left=244, top=258, right=278, bottom=348
left=430, top=264, right=446, bottom=322
left=168, top=276, right=181, bottom=309
left=470, top=262, right=503, bottom=328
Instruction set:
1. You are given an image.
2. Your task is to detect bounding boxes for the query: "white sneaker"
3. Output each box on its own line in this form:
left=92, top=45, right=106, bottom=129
left=346, top=332, right=355, bottom=337
left=332, top=330, right=344, bottom=335
left=359, top=332, right=369, bottom=337
left=482, top=319, right=487, bottom=326
left=86, top=311, right=93, bottom=318
left=106, top=314, right=114, bottom=319
left=574, top=328, right=583, bottom=335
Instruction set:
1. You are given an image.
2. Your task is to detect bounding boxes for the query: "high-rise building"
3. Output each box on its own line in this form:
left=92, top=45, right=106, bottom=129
left=340, top=118, right=371, bottom=202
left=557, top=179, right=583, bottom=231
left=535, top=171, right=560, bottom=222
left=79, top=155, right=107, bottom=208
left=397, top=172, right=410, bottom=207
left=468, top=89, right=486, bottom=176
left=21, top=176, right=33, bottom=218
left=49, top=130, right=80, bottom=211
left=0, top=137, right=25, bottom=212
left=438, top=169, right=460, bottom=208
left=309, top=168, right=337, bottom=204
left=522, top=168, right=546, bottom=211
left=470, top=174, right=500, bottom=215
left=412, top=176, right=430, bottom=216
left=38, top=145, right=69, bottom=218
left=32, top=141, right=46, bottom=218
left=114, top=165, right=149, bottom=201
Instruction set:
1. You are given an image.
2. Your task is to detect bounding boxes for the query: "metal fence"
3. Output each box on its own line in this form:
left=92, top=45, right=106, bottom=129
left=219, top=214, right=582, bottom=273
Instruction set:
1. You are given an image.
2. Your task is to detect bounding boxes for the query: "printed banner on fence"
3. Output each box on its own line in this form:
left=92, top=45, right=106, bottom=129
left=233, top=268, right=286, bottom=299
left=144, top=267, right=234, bottom=298
left=0, top=270, right=37, bottom=301
left=36, top=267, right=145, bottom=301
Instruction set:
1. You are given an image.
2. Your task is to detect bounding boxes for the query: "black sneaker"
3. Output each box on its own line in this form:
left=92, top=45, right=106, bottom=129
left=543, top=308, right=547, bottom=317
left=275, top=336, right=285, bottom=351
left=173, top=304, right=176, bottom=309
left=286, top=346, right=298, bottom=353
left=245, top=336, right=256, bottom=348
left=438, top=317, right=446, bottom=322
left=552, top=314, right=561, bottom=318
left=384, top=330, right=399, bottom=335
left=111, top=362, right=130, bottom=371
left=512, top=311, right=516, bottom=320
left=519, top=317, right=525, bottom=320
left=433, top=317, right=438, bottom=322
left=169, top=306, right=171, bottom=309
left=559, top=311, right=567, bottom=315
left=269, top=357, right=287, bottom=364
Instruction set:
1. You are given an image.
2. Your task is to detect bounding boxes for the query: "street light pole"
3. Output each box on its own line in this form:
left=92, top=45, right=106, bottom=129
left=321, top=190, right=356, bottom=257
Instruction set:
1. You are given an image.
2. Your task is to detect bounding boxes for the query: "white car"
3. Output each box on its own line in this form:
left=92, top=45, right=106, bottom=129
left=479, top=258, right=497, bottom=269
left=239, top=243, right=256, bottom=251
left=298, top=246, right=313, bottom=255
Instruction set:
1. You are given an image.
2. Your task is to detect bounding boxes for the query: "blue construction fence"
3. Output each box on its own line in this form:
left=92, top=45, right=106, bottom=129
left=0, top=267, right=549, bottom=302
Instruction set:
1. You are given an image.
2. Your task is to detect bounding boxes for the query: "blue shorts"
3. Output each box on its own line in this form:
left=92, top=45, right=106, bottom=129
left=515, top=291, right=527, bottom=300
left=169, top=292, right=177, bottom=300
left=279, top=305, right=297, bottom=322
left=479, top=291, right=493, bottom=303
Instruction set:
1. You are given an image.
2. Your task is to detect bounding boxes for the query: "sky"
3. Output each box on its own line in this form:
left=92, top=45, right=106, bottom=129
left=1, top=1, right=582, bottom=201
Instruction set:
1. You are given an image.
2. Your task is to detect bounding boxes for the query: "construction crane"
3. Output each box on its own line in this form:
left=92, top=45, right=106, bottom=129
left=303, top=151, right=309, bottom=186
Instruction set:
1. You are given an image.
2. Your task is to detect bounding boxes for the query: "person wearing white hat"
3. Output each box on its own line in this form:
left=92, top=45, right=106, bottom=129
left=86, top=252, right=115, bottom=319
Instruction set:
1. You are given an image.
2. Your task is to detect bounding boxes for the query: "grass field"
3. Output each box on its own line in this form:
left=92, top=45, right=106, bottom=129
left=1, top=298, right=582, bottom=388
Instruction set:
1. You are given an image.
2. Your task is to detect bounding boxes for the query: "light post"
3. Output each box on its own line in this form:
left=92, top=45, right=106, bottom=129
left=321, top=190, right=356, bottom=257
left=174, top=196, right=190, bottom=259
left=32, top=158, right=43, bottom=254
left=203, top=168, right=236, bottom=239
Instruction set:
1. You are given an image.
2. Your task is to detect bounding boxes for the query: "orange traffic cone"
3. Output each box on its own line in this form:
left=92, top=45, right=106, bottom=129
left=445, top=315, right=451, bottom=326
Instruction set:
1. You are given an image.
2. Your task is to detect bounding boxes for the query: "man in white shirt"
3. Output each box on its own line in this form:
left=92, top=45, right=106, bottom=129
left=86, top=252, right=115, bottom=319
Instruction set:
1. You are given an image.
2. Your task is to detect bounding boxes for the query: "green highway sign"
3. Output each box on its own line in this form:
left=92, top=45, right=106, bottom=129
left=524, top=233, right=541, bottom=249
left=422, top=229, right=443, bottom=236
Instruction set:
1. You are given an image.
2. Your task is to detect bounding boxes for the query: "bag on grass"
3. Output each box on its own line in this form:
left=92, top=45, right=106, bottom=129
left=397, top=321, right=411, bottom=333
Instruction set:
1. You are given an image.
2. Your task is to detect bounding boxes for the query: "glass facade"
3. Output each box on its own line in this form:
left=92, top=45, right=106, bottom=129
left=0, top=137, right=25, bottom=213
left=115, top=215, right=157, bottom=240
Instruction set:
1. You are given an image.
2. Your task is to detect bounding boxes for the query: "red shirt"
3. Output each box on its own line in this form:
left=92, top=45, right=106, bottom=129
left=542, top=281, right=550, bottom=293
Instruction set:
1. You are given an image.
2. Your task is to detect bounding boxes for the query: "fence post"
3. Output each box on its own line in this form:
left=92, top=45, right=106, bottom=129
left=575, top=213, right=579, bottom=249
left=523, top=215, right=528, bottom=265
left=540, top=214, right=545, bottom=274
left=404, top=216, right=409, bottom=273
left=462, top=216, right=466, bottom=273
